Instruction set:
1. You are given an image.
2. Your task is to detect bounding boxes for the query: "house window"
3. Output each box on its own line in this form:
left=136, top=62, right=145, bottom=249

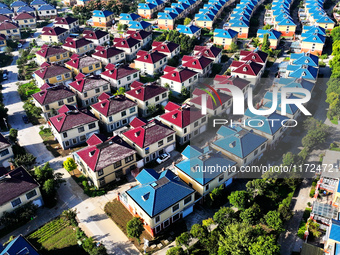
left=194, top=130, right=199, bottom=136
left=63, top=132, right=68, bottom=138
left=261, top=144, right=266, bottom=150
left=202, top=117, right=206, bottom=123
left=122, top=119, right=128, bottom=125
left=109, top=116, right=113, bottom=122
left=133, top=73, right=138, bottom=78
left=114, top=160, right=122, bottom=168
left=194, top=121, right=198, bottom=127
left=95, top=63, right=100, bottom=68
left=130, top=107, right=136, bottom=114
left=158, top=140, right=163, bottom=147
left=155, top=215, right=160, bottom=223
left=127, top=76, right=131, bottom=81
left=78, top=127, right=85, bottom=133
left=45, top=105, right=50, bottom=110
left=88, top=123, right=96, bottom=129
left=254, top=149, right=258, bottom=156
left=205, top=184, right=209, bottom=192
left=95, top=88, right=100, bottom=93
left=84, top=92, right=88, bottom=98
left=162, top=92, right=167, bottom=98
left=0, top=149, right=9, bottom=157
left=219, top=174, right=224, bottom=182
left=26, top=189, right=37, bottom=200
left=167, top=135, right=173, bottom=142
left=172, top=213, right=180, bottom=222
left=184, top=128, right=187, bottom=134
left=184, top=196, right=192, bottom=205
left=58, top=100, right=63, bottom=106
left=103, top=85, right=109, bottom=90
left=99, top=178, right=106, bottom=186
left=163, top=218, right=170, bottom=228
left=56, top=75, right=62, bottom=81
left=89, top=65, right=93, bottom=71
left=145, top=147, right=150, bottom=154
left=125, top=155, right=134, bottom=163
left=172, top=204, right=179, bottom=213
left=65, top=141, right=70, bottom=147
left=63, top=53, right=68, bottom=57
left=98, top=169, right=104, bottom=176
left=155, top=96, right=159, bottom=102
left=11, top=198, right=21, bottom=208
left=121, top=111, right=126, bottom=117
left=80, top=135, right=86, bottom=141
left=67, top=97, right=74, bottom=103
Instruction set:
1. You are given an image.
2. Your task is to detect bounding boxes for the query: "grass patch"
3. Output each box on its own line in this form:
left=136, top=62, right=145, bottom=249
left=331, top=117, right=338, bottom=125
left=140, top=76, right=157, bottom=83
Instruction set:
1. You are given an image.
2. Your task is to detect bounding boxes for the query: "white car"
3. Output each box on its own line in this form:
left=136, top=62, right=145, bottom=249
left=156, top=153, right=171, bottom=164
left=17, top=43, right=22, bottom=48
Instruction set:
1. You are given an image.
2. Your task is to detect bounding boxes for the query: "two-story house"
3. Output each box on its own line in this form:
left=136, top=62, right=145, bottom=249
left=74, top=134, right=137, bottom=188
left=32, top=84, right=77, bottom=119
left=119, top=13, right=142, bottom=25
left=41, top=26, right=69, bottom=43
left=182, top=55, right=213, bottom=78
left=0, top=21, right=21, bottom=39
left=213, top=28, right=238, bottom=49
left=92, top=45, right=125, bottom=66
left=54, top=16, right=79, bottom=32
left=134, top=50, right=168, bottom=76
left=125, top=82, right=168, bottom=117
left=193, top=45, right=222, bottom=63
left=0, top=133, right=13, bottom=167
left=126, top=30, right=153, bottom=49
left=30, top=0, right=48, bottom=10
left=230, top=60, right=264, bottom=86
left=65, top=54, right=102, bottom=75
left=48, top=105, right=100, bottom=149
left=62, top=37, right=94, bottom=55
left=151, top=41, right=180, bottom=59
left=33, top=63, right=72, bottom=87
left=114, top=37, right=141, bottom=61
left=10, top=0, right=27, bottom=13
left=37, top=4, right=57, bottom=19
left=35, top=45, right=71, bottom=65
left=91, top=94, right=138, bottom=132
left=92, top=10, right=114, bottom=28
left=83, top=29, right=110, bottom=46
left=159, top=103, right=207, bottom=145
left=68, top=73, right=111, bottom=107
left=122, top=119, right=176, bottom=163
left=13, top=12, right=36, bottom=28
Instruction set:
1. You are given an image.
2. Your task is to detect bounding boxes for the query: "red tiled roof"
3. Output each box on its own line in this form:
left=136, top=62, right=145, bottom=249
left=86, top=133, right=107, bottom=146
left=91, top=95, right=137, bottom=117
left=98, top=92, right=112, bottom=101
left=41, top=26, right=67, bottom=36
left=92, top=46, right=124, bottom=59
left=191, top=88, right=231, bottom=110
left=213, top=75, right=250, bottom=92
left=182, top=55, right=213, bottom=71
left=126, top=30, right=152, bottom=41
left=83, top=29, right=108, bottom=40
left=101, top=65, right=139, bottom=80
left=40, top=83, right=52, bottom=90
left=239, top=50, right=268, bottom=64
left=130, top=80, right=144, bottom=89
left=114, top=37, right=140, bottom=48
left=34, top=65, right=71, bottom=79
left=0, top=21, right=19, bottom=30
left=36, top=46, right=68, bottom=58
left=231, top=60, right=263, bottom=76
left=130, top=116, right=147, bottom=128
left=49, top=108, right=97, bottom=132
left=160, top=104, right=203, bottom=128
left=69, top=75, right=108, bottom=93
left=193, top=45, right=222, bottom=59
left=123, top=120, right=175, bottom=148
left=163, top=65, right=176, bottom=73
left=14, top=12, right=35, bottom=20
left=63, top=37, right=92, bottom=49
left=65, top=55, right=100, bottom=70
left=161, top=66, right=197, bottom=83
left=76, top=135, right=135, bottom=172
left=135, top=50, right=166, bottom=64
left=0, top=15, right=10, bottom=22
left=54, top=16, right=78, bottom=25
left=164, top=101, right=180, bottom=112
left=125, top=83, right=167, bottom=101
left=152, top=41, right=179, bottom=53
left=32, top=85, right=75, bottom=105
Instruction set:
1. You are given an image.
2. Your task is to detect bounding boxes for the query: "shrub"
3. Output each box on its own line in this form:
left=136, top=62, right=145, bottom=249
left=309, top=188, right=315, bottom=198
left=0, top=202, right=38, bottom=227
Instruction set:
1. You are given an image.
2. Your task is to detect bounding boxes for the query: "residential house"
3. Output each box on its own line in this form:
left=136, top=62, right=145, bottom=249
left=159, top=103, right=207, bottom=144
left=230, top=60, right=264, bottom=86
left=134, top=50, right=167, bottom=76
left=92, top=10, right=114, bottom=28
left=125, top=82, right=168, bottom=117
left=126, top=30, right=153, bottom=49
left=0, top=8, right=14, bottom=18
left=16, top=6, right=35, bottom=15
left=100, top=63, right=140, bottom=90
left=323, top=219, right=340, bottom=254
left=225, top=18, right=250, bottom=38
left=122, top=119, right=176, bottom=163
left=194, top=13, right=215, bottom=30
left=76, top=0, right=90, bottom=6
left=37, top=4, right=57, bottom=19
left=147, top=0, right=166, bottom=11
left=119, top=168, right=195, bottom=236
left=91, top=94, right=138, bottom=132
left=35, top=45, right=71, bottom=65
left=211, top=125, right=268, bottom=167
left=0, top=235, right=40, bottom=255
left=119, top=13, right=142, bottom=25
left=30, top=0, right=47, bottom=10
left=83, top=29, right=110, bottom=46
left=213, top=74, right=251, bottom=96
left=54, top=16, right=79, bottom=32
left=62, top=37, right=94, bottom=55
left=0, top=133, right=13, bottom=167
left=177, top=24, right=202, bottom=38
left=151, top=41, right=180, bottom=59
left=33, top=63, right=72, bottom=87
left=181, top=55, right=213, bottom=78
left=0, top=166, right=43, bottom=217
left=157, top=12, right=178, bottom=30
left=256, top=29, right=282, bottom=49
left=41, top=26, right=69, bottom=43
left=213, top=28, right=238, bottom=49
left=0, top=34, right=6, bottom=48
left=68, top=73, right=111, bottom=107
left=13, top=12, right=36, bottom=28
left=114, top=37, right=141, bottom=61
left=0, top=21, right=20, bottom=39
left=160, top=66, right=198, bottom=96
left=65, top=54, right=102, bottom=75
left=92, top=45, right=125, bottom=66
left=286, top=64, right=318, bottom=82
left=275, top=17, right=296, bottom=37
left=128, top=20, right=152, bottom=32
left=193, top=45, right=222, bottom=63
left=10, top=0, right=27, bottom=13
left=74, top=135, right=137, bottom=188
left=175, top=145, right=237, bottom=197
left=300, top=32, right=325, bottom=55
left=239, top=50, right=268, bottom=66
left=48, top=105, right=100, bottom=149
left=137, top=3, right=158, bottom=19
left=0, top=14, right=10, bottom=23
left=32, top=84, right=77, bottom=119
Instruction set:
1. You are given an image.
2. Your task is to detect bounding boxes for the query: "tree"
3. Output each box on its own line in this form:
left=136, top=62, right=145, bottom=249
left=229, top=42, right=238, bottom=53
left=126, top=217, right=144, bottom=243
left=115, top=87, right=126, bottom=96
left=166, top=247, right=185, bottom=255
left=249, top=235, right=280, bottom=255
left=263, top=24, right=273, bottom=30
left=261, top=33, right=270, bottom=52
left=213, top=207, right=236, bottom=228
left=61, top=209, right=77, bottom=226
left=228, top=190, right=251, bottom=210
left=240, top=203, right=261, bottom=225
left=11, top=153, right=36, bottom=169
left=63, top=157, right=77, bottom=173
left=9, top=128, right=18, bottom=142
left=117, top=23, right=123, bottom=31
left=175, top=232, right=191, bottom=250
left=246, top=179, right=268, bottom=197
left=181, top=86, right=189, bottom=98
left=202, top=218, right=214, bottom=232
left=264, top=210, right=283, bottom=232
left=282, top=152, right=300, bottom=166
left=331, top=26, right=340, bottom=41
left=210, top=184, right=224, bottom=203
left=190, top=224, right=208, bottom=242
left=43, top=179, right=56, bottom=197
left=4, top=47, right=12, bottom=54
left=183, top=17, right=192, bottom=25
left=147, top=104, right=157, bottom=115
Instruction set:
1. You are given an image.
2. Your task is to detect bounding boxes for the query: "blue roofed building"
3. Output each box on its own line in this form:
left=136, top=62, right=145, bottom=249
left=177, top=24, right=201, bottom=38
left=30, top=0, right=47, bottom=10
left=256, top=29, right=282, bottom=49
left=128, top=20, right=152, bottom=32
left=120, top=168, right=195, bottom=237
left=286, top=64, right=318, bottom=82
left=325, top=220, right=340, bottom=254
left=0, top=235, right=40, bottom=255
left=211, top=125, right=268, bottom=167
left=274, top=77, right=315, bottom=98
left=92, top=10, right=114, bottom=28
left=0, top=3, right=8, bottom=9
left=119, top=13, right=142, bottom=25
left=17, top=5, right=35, bottom=15
left=0, top=7, right=14, bottom=18
left=37, top=4, right=57, bottom=19
left=175, top=145, right=237, bottom=197
left=302, top=25, right=326, bottom=35
left=300, top=31, right=326, bottom=55
left=10, top=0, right=27, bottom=13
left=213, top=28, right=238, bottom=49
left=290, top=52, right=319, bottom=67
left=137, top=3, right=158, bottom=19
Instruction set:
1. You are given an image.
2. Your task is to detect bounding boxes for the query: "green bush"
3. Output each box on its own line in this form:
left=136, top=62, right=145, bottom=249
left=0, top=202, right=38, bottom=227
left=309, top=188, right=315, bottom=198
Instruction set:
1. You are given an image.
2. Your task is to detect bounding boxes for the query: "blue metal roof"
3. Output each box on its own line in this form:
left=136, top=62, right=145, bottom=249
left=128, top=20, right=151, bottom=29
left=291, top=53, right=319, bottom=67
left=177, top=24, right=201, bottom=35
left=200, top=8, right=218, bottom=16
left=127, top=169, right=194, bottom=217
left=301, top=32, right=325, bottom=43
left=263, top=92, right=299, bottom=115
left=10, top=0, right=27, bottom=7
left=233, top=8, right=252, bottom=16
left=17, top=5, right=35, bottom=12
left=93, top=10, right=113, bottom=17
left=164, top=7, right=183, bottom=15
left=330, top=220, right=340, bottom=242
left=272, top=7, right=290, bottom=16
left=138, top=3, right=157, bottom=10
left=277, top=17, right=296, bottom=26
left=257, top=29, right=282, bottom=40
left=288, top=65, right=318, bottom=80
left=279, top=78, right=315, bottom=93
left=30, top=0, right=47, bottom=5
left=213, top=126, right=267, bottom=158
left=230, top=13, right=250, bottom=22
left=37, top=4, right=55, bottom=10
left=146, top=0, right=164, bottom=5
left=275, top=12, right=292, bottom=22
left=176, top=145, right=236, bottom=185
left=0, top=8, right=14, bottom=15
left=195, top=13, right=215, bottom=21
left=0, top=3, right=8, bottom=8
left=228, top=18, right=250, bottom=27
left=317, top=15, right=334, bottom=24
left=0, top=235, right=39, bottom=255
left=304, top=25, right=326, bottom=35
left=119, top=13, right=141, bottom=21
left=158, top=11, right=178, bottom=19
left=214, top=28, right=238, bottom=38
left=245, top=113, right=289, bottom=135
left=172, top=2, right=189, bottom=10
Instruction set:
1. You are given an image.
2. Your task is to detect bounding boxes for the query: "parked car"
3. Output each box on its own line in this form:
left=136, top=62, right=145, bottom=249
left=2, top=70, right=8, bottom=80
left=156, top=153, right=171, bottom=164
left=17, top=43, right=22, bottom=48
left=22, top=115, right=29, bottom=124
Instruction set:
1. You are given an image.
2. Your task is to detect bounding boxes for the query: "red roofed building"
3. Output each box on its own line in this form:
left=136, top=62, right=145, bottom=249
left=41, top=26, right=69, bottom=43
left=129, top=116, right=147, bottom=128
left=32, top=85, right=77, bottom=119
left=33, top=64, right=72, bottom=87
left=48, top=107, right=99, bottom=149
left=193, top=45, right=222, bottom=63
left=13, top=12, right=36, bottom=28
left=213, top=75, right=251, bottom=95
left=83, top=29, right=110, bottom=46
left=159, top=103, right=207, bottom=144
left=74, top=135, right=137, bottom=188
left=91, top=94, right=138, bottom=132
left=160, top=66, right=198, bottom=96
left=92, top=46, right=125, bottom=66
left=230, top=60, right=264, bottom=86
left=64, top=55, right=102, bottom=75
left=62, top=37, right=94, bottom=55
left=239, top=50, right=268, bottom=65
left=134, top=50, right=167, bottom=76
left=122, top=119, right=176, bottom=163
left=35, top=46, right=71, bottom=65
left=125, top=82, right=168, bottom=117
left=0, top=21, right=21, bottom=39
left=126, top=30, right=152, bottom=49
left=68, top=74, right=111, bottom=107
left=182, top=55, right=213, bottom=78
left=151, top=41, right=180, bottom=59
left=54, top=16, right=79, bottom=32
left=114, top=37, right=141, bottom=61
